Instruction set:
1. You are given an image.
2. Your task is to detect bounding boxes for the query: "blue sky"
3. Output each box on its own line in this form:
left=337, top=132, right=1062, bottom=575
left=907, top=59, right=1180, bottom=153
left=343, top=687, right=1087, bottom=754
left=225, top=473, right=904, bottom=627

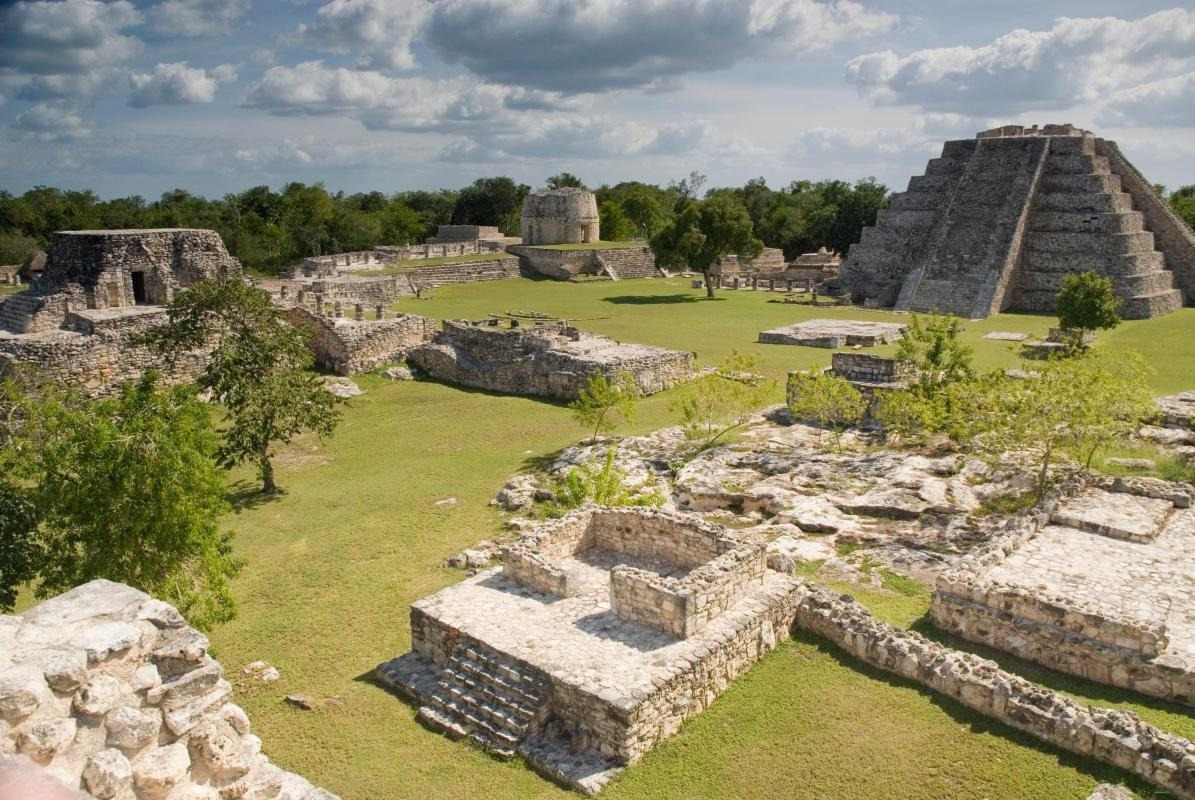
left=1, top=0, right=1193, bottom=199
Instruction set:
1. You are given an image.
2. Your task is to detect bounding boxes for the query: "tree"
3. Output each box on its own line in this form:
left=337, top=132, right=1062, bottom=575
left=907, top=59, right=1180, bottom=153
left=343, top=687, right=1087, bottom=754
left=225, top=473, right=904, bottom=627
left=1056, top=271, right=1121, bottom=347
left=145, top=279, right=342, bottom=493
left=672, top=351, right=775, bottom=447
left=946, top=351, right=1153, bottom=499
left=650, top=196, right=763, bottom=298
left=0, top=374, right=240, bottom=627
left=598, top=201, right=635, bottom=242
left=786, top=369, right=867, bottom=446
left=0, top=231, right=41, bottom=265
left=570, top=370, right=636, bottom=443
left=1171, top=185, right=1195, bottom=230
left=895, top=312, right=974, bottom=395
left=546, top=173, right=585, bottom=190
left=452, top=176, right=530, bottom=235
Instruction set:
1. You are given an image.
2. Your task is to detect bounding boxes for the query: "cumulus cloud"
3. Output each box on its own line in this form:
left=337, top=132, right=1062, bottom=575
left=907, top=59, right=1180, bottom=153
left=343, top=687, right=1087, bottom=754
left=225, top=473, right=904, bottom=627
left=846, top=8, right=1195, bottom=115
left=439, top=117, right=709, bottom=162
left=148, top=0, right=250, bottom=37
left=129, top=62, right=238, bottom=107
left=422, top=0, right=896, bottom=93
left=11, top=101, right=92, bottom=141
left=292, top=0, right=430, bottom=71
left=243, top=60, right=580, bottom=134
left=1100, top=72, right=1195, bottom=128
left=0, top=0, right=143, bottom=100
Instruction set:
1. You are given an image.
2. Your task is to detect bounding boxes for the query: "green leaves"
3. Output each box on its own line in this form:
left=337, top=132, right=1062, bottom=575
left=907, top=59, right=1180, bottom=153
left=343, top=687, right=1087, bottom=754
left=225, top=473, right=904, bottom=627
left=1056, top=271, right=1122, bottom=340
left=672, top=351, right=776, bottom=448
left=569, top=369, right=637, bottom=444
left=1, top=373, right=240, bottom=628
left=650, top=195, right=762, bottom=295
left=895, top=311, right=975, bottom=394
left=786, top=370, right=868, bottom=446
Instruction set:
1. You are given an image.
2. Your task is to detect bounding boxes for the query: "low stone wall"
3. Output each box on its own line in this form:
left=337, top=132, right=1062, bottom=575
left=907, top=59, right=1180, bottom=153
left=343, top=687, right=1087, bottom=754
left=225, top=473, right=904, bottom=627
left=831, top=352, right=915, bottom=385
left=508, top=246, right=596, bottom=279
left=590, top=508, right=729, bottom=567
left=286, top=306, right=437, bottom=375
left=715, top=247, right=786, bottom=275
left=502, top=515, right=593, bottom=598
left=795, top=581, right=1195, bottom=800
left=406, top=257, right=522, bottom=289
left=376, top=240, right=507, bottom=261
left=0, top=307, right=208, bottom=396
left=0, top=580, right=339, bottom=800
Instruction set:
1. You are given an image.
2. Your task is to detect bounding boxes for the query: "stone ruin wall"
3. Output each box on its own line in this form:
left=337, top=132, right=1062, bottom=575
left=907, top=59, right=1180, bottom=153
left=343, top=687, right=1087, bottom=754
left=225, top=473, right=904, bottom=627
left=830, top=352, right=915, bottom=385
left=0, top=309, right=209, bottom=397
left=0, top=580, right=338, bottom=800
left=713, top=247, right=786, bottom=275
left=520, top=189, right=600, bottom=246
left=930, top=477, right=1195, bottom=705
left=425, top=225, right=510, bottom=244
left=285, top=306, right=436, bottom=375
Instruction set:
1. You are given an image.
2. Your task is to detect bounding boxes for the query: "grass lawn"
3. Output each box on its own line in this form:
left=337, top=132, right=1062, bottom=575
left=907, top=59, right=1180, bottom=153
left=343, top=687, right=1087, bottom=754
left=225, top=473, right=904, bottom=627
left=345, top=252, right=517, bottom=276
left=204, top=277, right=1195, bottom=800
left=523, top=240, right=645, bottom=251
left=0, top=283, right=23, bottom=295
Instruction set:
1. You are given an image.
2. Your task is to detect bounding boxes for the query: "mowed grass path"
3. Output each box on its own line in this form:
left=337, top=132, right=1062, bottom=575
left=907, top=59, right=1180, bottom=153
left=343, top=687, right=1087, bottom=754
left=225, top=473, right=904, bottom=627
left=209, top=277, right=1195, bottom=800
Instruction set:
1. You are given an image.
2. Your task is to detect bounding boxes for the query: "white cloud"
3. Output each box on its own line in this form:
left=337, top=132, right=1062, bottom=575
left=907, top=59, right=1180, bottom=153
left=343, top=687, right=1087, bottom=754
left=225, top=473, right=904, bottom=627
left=422, top=0, right=897, bottom=93
left=846, top=9, right=1195, bottom=115
left=292, top=0, right=430, bottom=71
left=440, top=117, right=709, bottom=162
left=12, top=101, right=92, bottom=141
left=0, top=0, right=143, bottom=100
left=1101, top=72, right=1195, bottom=128
left=129, top=62, right=237, bottom=107
left=148, top=0, right=250, bottom=37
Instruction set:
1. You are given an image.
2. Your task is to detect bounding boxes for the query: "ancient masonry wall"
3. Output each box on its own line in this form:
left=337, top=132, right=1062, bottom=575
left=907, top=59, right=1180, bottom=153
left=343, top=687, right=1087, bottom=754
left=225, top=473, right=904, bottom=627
left=0, top=580, right=339, bottom=800
left=714, top=247, right=787, bottom=275
left=507, top=246, right=596, bottom=279
left=521, top=189, right=600, bottom=246
left=0, top=308, right=208, bottom=397
left=796, top=581, right=1195, bottom=800
left=830, top=352, right=915, bottom=385
left=286, top=306, right=437, bottom=375
left=594, top=248, right=660, bottom=280
left=930, top=478, right=1195, bottom=705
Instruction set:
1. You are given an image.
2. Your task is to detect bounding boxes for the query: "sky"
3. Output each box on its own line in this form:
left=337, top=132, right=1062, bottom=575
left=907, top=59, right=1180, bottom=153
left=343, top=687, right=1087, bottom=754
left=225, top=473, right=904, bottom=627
left=0, top=0, right=1193, bottom=200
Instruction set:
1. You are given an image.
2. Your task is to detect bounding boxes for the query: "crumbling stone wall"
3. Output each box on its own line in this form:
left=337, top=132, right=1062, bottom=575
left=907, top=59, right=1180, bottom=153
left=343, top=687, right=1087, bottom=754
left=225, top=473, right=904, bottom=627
left=286, top=306, right=436, bottom=375
left=0, top=580, right=339, bottom=800
left=521, top=189, right=600, bottom=246
left=410, top=320, right=693, bottom=400
left=0, top=308, right=208, bottom=397
left=714, top=247, right=786, bottom=275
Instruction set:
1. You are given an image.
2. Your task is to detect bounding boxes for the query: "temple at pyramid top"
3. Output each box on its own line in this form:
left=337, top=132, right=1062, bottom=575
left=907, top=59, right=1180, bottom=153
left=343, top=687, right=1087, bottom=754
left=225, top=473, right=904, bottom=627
left=833, top=123, right=1195, bottom=319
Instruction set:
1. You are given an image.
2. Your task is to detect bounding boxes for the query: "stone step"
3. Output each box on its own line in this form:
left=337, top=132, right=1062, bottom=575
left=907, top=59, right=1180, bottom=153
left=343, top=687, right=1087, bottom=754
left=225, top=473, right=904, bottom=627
left=870, top=207, right=939, bottom=233
left=1018, top=249, right=1164, bottom=275
left=451, top=657, right=547, bottom=710
left=459, top=645, right=550, bottom=693
left=1024, top=230, right=1156, bottom=255
left=906, top=174, right=961, bottom=193
left=1046, top=136, right=1095, bottom=156
left=434, top=681, right=534, bottom=735
left=1121, top=289, right=1185, bottom=320
left=924, top=157, right=968, bottom=175
left=1040, top=173, right=1122, bottom=193
left=1029, top=210, right=1145, bottom=234
left=888, top=191, right=951, bottom=211
left=1045, top=154, right=1111, bottom=175
left=1016, top=269, right=1175, bottom=297
left=427, top=693, right=523, bottom=750
left=1034, top=191, right=1134, bottom=214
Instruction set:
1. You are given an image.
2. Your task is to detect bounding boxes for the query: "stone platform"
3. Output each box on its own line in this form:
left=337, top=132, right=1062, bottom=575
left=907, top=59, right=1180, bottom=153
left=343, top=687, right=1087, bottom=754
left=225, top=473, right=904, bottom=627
left=757, top=318, right=906, bottom=348
left=377, top=507, right=801, bottom=794
left=932, top=480, right=1195, bottom=704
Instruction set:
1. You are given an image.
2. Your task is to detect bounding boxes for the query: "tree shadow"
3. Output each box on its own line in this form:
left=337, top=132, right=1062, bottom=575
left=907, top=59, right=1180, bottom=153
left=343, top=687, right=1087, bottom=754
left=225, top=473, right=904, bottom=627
left=602, top=294, right=725, bottom=305
left=790, top=628, right=1162, bottom=796
left=225, top=479, right=282, bottom=512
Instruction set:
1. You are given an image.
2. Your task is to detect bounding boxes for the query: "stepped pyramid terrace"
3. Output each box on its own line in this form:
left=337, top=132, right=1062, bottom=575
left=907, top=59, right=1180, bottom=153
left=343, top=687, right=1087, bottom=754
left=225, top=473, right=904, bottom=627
left=836, top=124, right=1195, bottom=319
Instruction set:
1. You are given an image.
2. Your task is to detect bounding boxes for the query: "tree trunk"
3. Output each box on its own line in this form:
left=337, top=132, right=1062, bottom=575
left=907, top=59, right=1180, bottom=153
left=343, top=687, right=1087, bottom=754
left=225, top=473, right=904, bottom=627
left=260, top=443, right=277, bottom=494
left=704, top=269, right=715, bottom=298
left=1036, top=442, right=1053, bottom=501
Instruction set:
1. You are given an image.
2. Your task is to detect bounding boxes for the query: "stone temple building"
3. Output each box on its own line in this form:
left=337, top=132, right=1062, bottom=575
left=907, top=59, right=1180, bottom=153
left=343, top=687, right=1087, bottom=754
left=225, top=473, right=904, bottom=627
left=836, top=124, right=1195, bottom=319
left=521, top=188, right=600, bottom=246
left=0, top=229, right=241, bottom=393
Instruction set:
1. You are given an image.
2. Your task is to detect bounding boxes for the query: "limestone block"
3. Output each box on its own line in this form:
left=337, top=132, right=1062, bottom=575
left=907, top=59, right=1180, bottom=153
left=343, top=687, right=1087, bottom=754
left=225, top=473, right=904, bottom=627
left=0, top=666, right=53, bottom=721
left=16, top=717, right=76, bottom=762
left=105, top=705, right=161, bottom=750
left=132, top=742, right=191, bottom=799
left=73, top=673, right=124, bottom=717
left=84, top=748, right=133, bottom=798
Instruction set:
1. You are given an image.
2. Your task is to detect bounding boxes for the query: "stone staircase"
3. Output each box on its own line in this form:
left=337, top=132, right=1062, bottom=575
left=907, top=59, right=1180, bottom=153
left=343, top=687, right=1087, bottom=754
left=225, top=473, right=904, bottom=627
left=406, top=258, right=522, bottom=290
left=595, top=248, right=660, bottom=280
left=1014, top=137, right=1183, bottom=319
left=415, top=639, right=551, bottom=759
left=896, top=135, right=1049, bottom=318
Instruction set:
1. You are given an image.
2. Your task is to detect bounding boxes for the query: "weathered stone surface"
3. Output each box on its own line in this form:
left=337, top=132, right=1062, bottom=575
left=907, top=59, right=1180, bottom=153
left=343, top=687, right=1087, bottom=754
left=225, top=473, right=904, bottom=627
left=0, top=580, right=339, bottom=800
left=758, top=318, right=906, bottom=348
left=521, top=188, right=599, bottom=245
left=321, top=376, right=362, bottom=398
left=1087, top=784, right=1135, bottom=800
left=288, top=306, right=436, bottom=375
left=83, top=748, right=132, bottom=799
left=410, top=319, right=693, bottom=400
left=382, top=365, right=414, bottom=381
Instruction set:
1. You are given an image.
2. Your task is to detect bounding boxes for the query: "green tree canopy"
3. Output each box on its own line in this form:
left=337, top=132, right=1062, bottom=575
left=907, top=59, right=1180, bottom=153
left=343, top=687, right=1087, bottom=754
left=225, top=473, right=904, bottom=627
left=0, top=374, right=240, bottom=627
left=145, top=279, right=342, bottom=493
left=1056, top=271, right=1122, bottom=344
left=651, top=195, right=762, bottom=297
left=570, top=370, right=636, bottom=443
left=546, top=173, right=586, bottom=189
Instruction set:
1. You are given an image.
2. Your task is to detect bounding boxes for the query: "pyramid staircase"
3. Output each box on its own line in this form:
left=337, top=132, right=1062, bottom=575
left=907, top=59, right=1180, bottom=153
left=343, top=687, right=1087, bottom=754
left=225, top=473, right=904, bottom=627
left=1014, top=136, right=1183, bottom=319
left=411, top=639, right=551, bottom=759
left=596, top=249, right=661, bottom=281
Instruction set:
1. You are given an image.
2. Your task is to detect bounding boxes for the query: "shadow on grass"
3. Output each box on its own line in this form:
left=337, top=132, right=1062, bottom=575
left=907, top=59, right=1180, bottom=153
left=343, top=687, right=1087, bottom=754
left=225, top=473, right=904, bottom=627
left=225, top=480, right=281, bottom=512
left=908, top=613, right=1195, bottom=723
left=602, top=294, right=725, bottom=305
left=791, top=627, right=1165, bottom=797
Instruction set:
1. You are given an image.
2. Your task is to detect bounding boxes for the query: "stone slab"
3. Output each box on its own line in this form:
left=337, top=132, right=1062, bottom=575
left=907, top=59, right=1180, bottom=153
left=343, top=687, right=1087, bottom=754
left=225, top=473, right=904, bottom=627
left=1051, top=487, right=1172, bottom=543
left=1157, top=390, right=1195, bottom=429
left=982, top=331, right=1029, bottom=341
left=757, top=319, right=906, bottom=348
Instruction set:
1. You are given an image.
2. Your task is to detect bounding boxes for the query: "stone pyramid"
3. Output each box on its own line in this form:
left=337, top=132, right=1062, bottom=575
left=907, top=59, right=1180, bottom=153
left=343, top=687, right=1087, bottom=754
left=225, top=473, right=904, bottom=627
left=838, top=124, right=1195, bottom=319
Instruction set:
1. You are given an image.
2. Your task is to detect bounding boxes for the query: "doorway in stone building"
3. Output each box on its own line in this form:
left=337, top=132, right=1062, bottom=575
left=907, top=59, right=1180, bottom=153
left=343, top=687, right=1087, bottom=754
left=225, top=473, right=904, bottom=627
left=131, top=271, right=147, bottom=304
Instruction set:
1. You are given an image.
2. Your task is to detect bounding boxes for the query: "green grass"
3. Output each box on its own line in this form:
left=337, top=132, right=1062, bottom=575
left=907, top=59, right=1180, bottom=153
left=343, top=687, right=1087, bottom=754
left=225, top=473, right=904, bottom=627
left=524, top=240, right=645, bottom=251
left=0, top=283, right=22, bottom=295
left=199, top=277, right=1195, bottom=800
left=346, top=252, right=516, bottom=275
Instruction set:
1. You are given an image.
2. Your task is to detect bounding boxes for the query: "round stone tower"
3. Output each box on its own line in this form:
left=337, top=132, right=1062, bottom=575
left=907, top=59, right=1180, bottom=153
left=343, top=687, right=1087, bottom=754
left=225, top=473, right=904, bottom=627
left=520, top=188, right=600, bottom=245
